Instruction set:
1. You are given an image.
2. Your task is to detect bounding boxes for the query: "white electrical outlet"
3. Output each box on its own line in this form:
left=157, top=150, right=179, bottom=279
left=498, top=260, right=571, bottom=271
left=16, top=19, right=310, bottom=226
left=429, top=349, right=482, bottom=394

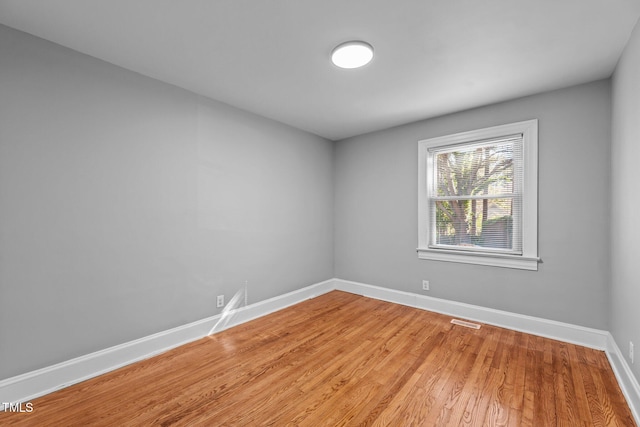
left=422, top=280, right=430, bottom=291
left=630, top=341, right=634, bottom=364
left=217, top=295, right=224, bottom=308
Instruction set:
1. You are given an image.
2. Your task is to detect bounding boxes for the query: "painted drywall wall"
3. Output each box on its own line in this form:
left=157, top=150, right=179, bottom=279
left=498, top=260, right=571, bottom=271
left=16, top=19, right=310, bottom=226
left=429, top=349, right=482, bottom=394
left=611, top=18, right=640, bottom=383
left=334, top=80, right=611, bottom=329
left=0, top=24, right=334, bottom=380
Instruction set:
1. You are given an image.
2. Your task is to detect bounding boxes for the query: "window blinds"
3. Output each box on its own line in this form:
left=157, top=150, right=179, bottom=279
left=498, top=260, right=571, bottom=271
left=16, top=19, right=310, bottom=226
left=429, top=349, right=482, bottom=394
left=428, top=134, right=523, bottom=254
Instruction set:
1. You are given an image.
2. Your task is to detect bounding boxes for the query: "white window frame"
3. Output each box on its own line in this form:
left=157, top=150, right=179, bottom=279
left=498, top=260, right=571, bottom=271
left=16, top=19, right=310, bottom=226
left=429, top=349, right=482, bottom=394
left=417, top=120, right=539, bottom=270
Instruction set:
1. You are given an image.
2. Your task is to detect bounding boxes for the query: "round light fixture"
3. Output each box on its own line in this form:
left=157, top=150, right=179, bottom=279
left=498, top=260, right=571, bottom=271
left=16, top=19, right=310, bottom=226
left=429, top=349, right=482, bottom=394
left=331, top=41, right=374, bottom=69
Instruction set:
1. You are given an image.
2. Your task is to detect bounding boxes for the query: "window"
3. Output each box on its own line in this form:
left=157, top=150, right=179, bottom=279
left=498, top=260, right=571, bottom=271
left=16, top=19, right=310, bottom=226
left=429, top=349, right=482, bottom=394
left=418, top=120, right=539, bottom=270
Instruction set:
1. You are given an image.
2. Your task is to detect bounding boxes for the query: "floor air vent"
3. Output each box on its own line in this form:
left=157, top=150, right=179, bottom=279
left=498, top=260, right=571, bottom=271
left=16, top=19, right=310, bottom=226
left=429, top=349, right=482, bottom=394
left=450, top=319, right=481, bottom=329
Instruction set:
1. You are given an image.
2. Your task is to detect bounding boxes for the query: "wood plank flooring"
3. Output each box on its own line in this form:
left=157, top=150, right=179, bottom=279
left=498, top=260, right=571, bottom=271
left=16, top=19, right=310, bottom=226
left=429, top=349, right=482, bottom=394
left=1, top=291, right=635, bottom=426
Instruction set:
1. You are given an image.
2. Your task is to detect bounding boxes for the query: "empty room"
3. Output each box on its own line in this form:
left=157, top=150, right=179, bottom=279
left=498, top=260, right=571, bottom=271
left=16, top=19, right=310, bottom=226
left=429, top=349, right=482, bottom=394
left=1, top=0, right=640, bottom=425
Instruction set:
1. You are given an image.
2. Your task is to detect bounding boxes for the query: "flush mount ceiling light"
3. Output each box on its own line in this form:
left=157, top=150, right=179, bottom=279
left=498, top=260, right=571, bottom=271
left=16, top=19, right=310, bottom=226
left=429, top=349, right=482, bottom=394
left=331, top=41, right=374, bottom=69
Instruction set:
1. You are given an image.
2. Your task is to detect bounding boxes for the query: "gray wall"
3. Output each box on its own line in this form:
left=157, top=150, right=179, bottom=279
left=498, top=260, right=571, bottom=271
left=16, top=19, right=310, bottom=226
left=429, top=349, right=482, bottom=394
left=0, top=24, right=334, bottom=380
left=334, top=80, right=611, bottom=329
left=0, top=18, right=626, bottom=384
left=611, top=18, right=640, bottom=383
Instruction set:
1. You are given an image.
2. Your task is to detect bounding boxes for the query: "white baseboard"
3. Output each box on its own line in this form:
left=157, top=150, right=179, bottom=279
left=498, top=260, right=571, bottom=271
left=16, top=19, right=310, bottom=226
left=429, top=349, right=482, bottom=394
left=605, top=333, right=640, bottom=424
left=0, top=279, right=334, bottom=404
left=334, top=278, right=609, bottom=349
left=2, top=276, right=638, bottom=425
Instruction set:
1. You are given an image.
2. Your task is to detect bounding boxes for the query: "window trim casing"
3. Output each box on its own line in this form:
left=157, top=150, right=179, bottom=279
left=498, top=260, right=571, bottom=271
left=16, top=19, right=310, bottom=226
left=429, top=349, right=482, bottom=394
left=417, top=120, right=539, bottom=270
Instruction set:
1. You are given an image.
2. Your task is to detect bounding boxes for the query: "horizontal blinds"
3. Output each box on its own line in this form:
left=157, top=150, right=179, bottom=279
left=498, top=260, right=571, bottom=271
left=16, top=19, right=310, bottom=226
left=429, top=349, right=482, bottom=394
left=428, top=134, right=523, bottom=253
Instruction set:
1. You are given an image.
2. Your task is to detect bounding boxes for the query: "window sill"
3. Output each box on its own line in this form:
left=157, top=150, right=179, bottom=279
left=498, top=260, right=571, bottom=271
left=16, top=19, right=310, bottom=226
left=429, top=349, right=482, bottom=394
left=417, top=248, right=539, bottom=271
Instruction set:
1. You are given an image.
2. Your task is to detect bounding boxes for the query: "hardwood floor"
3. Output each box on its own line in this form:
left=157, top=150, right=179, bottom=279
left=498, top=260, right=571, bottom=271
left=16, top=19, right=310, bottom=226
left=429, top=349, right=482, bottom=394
left=2, top=291, right=635, bottom=426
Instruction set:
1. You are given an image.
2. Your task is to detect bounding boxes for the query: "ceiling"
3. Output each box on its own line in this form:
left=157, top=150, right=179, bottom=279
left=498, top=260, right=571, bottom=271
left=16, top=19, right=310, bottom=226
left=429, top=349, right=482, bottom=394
left=1, top=1, right=639, bottom=141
